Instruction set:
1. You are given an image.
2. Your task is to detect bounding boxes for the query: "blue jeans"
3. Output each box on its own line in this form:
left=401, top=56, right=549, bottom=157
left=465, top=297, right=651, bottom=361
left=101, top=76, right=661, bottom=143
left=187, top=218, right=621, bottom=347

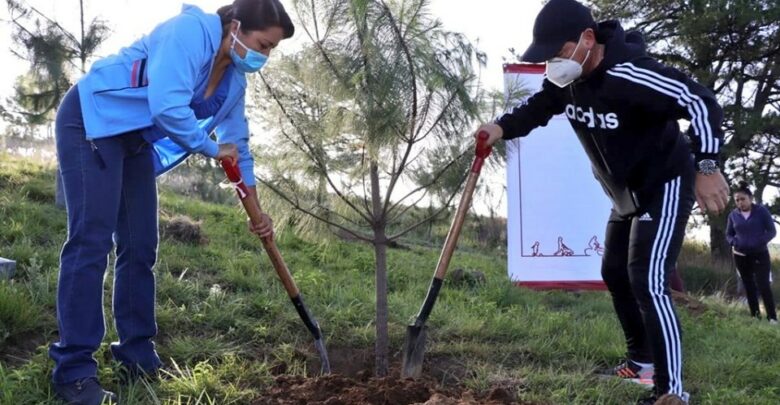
left=50, top=85, right=162, bottom=384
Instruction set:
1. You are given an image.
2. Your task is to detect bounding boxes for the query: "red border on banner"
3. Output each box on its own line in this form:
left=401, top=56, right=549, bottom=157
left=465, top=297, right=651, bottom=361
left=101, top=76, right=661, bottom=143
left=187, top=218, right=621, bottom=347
left=503, top=63, right=545, bottom=74
left=514, top=281, right=606, bottom=291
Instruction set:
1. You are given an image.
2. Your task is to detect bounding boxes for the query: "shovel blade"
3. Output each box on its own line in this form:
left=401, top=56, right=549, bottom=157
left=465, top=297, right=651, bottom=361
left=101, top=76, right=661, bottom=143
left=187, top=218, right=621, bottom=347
left=313, top=338, right=331, bottom=375
left=401, top=324, right=428, bottom=379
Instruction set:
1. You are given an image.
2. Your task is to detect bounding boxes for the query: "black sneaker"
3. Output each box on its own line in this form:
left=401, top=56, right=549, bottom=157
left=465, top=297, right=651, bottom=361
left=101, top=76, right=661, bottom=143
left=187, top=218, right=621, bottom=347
left=53, top=377, right=117, bottom=405
left=597, top=359, right=654, bottom=387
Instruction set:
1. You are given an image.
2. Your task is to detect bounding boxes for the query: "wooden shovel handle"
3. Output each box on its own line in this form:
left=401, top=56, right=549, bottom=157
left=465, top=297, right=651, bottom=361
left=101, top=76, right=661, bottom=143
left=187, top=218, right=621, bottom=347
left=221, top=160, right=300, bottom=297
left=433, top=131, right=492, bottom=280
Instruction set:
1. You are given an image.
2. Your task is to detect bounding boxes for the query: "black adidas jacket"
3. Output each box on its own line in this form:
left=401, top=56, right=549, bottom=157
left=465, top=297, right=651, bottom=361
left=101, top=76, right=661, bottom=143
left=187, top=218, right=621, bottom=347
left=497, top=21, right=724, bottom=216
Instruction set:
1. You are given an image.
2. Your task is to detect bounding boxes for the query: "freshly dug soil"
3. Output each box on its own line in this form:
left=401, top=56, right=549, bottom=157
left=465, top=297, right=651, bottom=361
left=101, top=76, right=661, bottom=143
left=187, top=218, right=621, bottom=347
left=253, top=374, right=523, bottom=405
left=254, top=346, right=535, bottom=405
left=161, top=214, right=208, bottom=245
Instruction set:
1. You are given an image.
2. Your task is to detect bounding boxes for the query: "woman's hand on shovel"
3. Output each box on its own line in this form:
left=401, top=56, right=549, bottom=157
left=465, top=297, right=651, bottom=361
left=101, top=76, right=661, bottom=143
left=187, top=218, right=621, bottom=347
left=216, top=143, right=239, bottom=165
left=248, top=213, right=274, bottom=239
left=237, top=185, right=274, bottom=238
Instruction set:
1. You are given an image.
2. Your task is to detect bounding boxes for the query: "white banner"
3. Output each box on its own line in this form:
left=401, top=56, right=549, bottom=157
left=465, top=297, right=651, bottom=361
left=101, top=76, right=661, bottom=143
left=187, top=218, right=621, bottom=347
left=504, top=64, right=609, bottom=290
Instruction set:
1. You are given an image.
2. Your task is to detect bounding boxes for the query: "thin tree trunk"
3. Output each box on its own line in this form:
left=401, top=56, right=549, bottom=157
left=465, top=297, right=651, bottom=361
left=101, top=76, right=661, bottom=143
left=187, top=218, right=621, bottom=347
left=755, top=185, right=765, bottom=205
left=317, top=175, right=329, bottom=221
left=55, top=166, right=66, bottom=209
left=370, top=160, right=389, bottom=377
left=79, top=0, right=86, bottom=73
left=52, top=121, right=65, bottom=209
left=709, top=213, right=731, bottom=263
left=426, top=202, right=434, bottom=241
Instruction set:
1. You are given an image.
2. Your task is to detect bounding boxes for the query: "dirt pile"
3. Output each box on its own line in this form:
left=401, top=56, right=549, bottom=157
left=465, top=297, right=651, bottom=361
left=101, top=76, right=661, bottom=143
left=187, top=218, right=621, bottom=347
left=253, top=374, right=522, bottom=405
left=670, top=290, right=710, bottom=317
left=161, top=214, right=208, bottom=245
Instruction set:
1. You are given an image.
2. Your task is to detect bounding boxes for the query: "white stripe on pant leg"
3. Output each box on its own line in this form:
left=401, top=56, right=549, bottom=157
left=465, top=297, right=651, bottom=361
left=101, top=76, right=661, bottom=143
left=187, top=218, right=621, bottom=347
left=648, top=178, right=686, bottom=395
left=654, top=177, right=682, bottom=395
left=654, top=177, right=684, bottom=395
left=660, top=177, right=682, bottom=395
left=659, top=178, right=684, bottom=394
left=647, top=181, right=675, bottom=392
left=655, top=179, right=679, bottom=394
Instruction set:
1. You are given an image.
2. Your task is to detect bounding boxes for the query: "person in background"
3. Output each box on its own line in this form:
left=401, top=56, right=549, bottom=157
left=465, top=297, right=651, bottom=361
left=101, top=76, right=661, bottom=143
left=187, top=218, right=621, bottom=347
left=726, top=181, right=777, bottom=324
left=50, top=1, right=293, bottom=403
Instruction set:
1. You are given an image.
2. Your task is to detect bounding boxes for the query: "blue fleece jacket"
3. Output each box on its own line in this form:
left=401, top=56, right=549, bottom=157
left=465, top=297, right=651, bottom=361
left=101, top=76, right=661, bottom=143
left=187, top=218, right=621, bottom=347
left=726, top=203, right=777, bottom=254
left=76, top=4, right=256, bottom=185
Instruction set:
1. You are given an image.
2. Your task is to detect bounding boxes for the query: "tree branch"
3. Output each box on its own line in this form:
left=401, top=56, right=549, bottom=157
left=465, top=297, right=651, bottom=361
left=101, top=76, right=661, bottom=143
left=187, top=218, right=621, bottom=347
left=386, top=188, right=430, bottom=225
left=386, top=145, right=469, bottom=216
left=260, top=74, right=374, bottom=223
left=414, top=78, right=469, bottom=141
left=360, top=144, right=373, bottom=215
left=379, top=0, right=418, bottom=138
left=258, top=177, right=373, bottom=242
left=387, top=174, right=466, bottom=241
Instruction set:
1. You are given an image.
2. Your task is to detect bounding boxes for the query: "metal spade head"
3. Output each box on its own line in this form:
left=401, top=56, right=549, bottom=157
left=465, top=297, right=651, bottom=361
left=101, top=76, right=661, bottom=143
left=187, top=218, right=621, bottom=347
left=401, top=323, right=428, bottom=379
left=313, top=337, right=331, bottom=374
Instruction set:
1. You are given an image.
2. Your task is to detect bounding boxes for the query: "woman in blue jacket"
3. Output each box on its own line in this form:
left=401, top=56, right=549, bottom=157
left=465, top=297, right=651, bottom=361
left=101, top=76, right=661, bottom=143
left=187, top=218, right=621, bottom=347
left=50, top=1, right=294, bottom=403
left=727, top=181, right=778, bottom=323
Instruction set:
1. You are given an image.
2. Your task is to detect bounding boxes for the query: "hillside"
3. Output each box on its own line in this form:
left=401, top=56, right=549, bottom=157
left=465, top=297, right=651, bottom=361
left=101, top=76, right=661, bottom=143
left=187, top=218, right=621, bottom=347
left=1, top=155, right=779, bottom=404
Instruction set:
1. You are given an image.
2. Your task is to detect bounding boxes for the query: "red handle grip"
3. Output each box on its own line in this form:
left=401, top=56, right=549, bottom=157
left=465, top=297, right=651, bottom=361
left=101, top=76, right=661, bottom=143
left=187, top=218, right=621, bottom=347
left=221, top=160, right=250, bottom=200
left=471, top=131, right=493, bottom=173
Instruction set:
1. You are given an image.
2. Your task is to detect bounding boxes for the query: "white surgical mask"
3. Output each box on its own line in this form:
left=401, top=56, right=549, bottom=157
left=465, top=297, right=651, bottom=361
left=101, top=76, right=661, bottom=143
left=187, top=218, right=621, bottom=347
left=545, top=36, right=590, bottom=88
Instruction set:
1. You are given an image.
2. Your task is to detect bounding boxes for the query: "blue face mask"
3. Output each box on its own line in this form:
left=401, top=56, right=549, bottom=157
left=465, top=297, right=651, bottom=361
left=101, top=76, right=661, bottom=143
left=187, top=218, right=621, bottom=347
left=230, top=21, right=268, bottom=74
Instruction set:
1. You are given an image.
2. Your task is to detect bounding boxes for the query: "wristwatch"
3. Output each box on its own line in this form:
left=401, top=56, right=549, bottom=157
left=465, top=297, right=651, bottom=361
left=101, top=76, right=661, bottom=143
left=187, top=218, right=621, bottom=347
left=696, top=159, right=719, bottom=175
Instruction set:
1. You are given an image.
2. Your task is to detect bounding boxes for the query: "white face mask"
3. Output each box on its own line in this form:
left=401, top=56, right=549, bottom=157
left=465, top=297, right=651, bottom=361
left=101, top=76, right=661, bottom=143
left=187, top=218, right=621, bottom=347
left=545, top=36, right=591, bottom=88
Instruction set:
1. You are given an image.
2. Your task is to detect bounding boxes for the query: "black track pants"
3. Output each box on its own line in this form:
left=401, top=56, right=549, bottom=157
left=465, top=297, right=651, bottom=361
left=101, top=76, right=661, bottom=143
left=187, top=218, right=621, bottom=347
left=601, top=170, right=695, bottom=397
left=734, top=250, right=777, bottom=321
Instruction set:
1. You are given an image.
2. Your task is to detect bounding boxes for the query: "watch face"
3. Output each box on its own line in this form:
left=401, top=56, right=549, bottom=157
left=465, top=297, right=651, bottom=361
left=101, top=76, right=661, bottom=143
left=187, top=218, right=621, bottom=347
left=698, top=159, right=717, bottom=174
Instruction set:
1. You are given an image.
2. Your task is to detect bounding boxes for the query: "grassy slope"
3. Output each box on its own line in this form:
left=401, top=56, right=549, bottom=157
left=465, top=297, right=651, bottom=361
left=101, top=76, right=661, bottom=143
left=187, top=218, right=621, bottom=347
left=1, top=155, right=778, bottom=405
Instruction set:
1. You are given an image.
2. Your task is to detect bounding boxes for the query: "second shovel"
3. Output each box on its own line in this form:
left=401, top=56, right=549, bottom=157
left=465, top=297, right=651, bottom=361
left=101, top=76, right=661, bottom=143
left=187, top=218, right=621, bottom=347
left=401, top=130, right=493, bottom=379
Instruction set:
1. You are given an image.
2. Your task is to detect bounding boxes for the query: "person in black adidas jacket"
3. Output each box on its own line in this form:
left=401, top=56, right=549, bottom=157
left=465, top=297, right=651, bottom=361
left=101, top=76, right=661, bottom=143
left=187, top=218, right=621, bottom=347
left=476, top=0, right=729, bottom=403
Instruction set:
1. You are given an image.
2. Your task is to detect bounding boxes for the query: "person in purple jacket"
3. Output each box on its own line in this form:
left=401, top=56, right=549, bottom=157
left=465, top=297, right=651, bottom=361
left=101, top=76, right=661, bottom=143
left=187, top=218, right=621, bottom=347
left=726, top=181, right=778, bottom=323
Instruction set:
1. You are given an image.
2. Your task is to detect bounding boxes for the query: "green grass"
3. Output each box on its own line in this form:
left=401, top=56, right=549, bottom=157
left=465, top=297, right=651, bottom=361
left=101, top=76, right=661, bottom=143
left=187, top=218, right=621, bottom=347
left=1, top=155, right=779, bottom=404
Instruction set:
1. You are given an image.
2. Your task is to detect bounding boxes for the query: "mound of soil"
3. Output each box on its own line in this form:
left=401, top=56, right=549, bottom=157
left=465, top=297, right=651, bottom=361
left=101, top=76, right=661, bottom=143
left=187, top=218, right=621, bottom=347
left=260, top=346, right=533, bottom=405
left=253, top=374, right=520, bottom=405
left=161, top=214, right=208, bottom=245
left=670, top=290, right=709, bottom=317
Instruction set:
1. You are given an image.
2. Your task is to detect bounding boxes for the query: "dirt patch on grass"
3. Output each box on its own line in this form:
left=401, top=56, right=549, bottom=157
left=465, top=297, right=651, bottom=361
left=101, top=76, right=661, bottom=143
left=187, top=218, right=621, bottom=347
left=269, top=347, right=532, bottom=405
left=671, top=291, right=709, bottom=317
left=0, top=331, right=49, bottom=367
left=254, top=374, right=527, bottom=405
left=161, top=215, right=209, bottom=245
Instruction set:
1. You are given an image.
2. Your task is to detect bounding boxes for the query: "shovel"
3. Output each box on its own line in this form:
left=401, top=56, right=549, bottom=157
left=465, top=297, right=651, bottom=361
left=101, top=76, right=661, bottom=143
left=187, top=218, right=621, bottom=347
left=401, top=131, right=493, bottom=379
left=220, top=160, right=331, bottom=374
